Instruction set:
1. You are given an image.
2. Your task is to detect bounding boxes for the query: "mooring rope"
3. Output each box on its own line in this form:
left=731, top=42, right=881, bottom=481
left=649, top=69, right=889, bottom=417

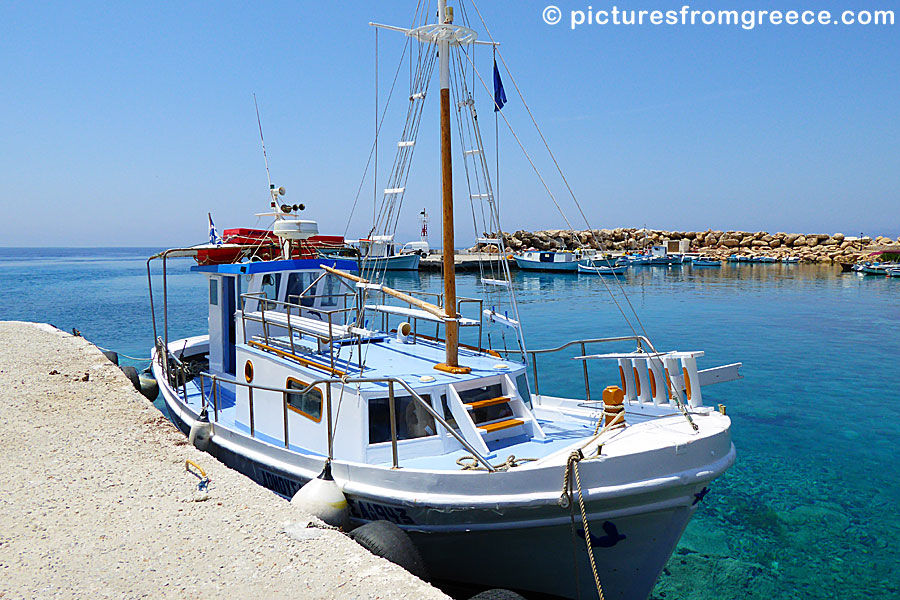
left=562, top=450, right=605, bottom=600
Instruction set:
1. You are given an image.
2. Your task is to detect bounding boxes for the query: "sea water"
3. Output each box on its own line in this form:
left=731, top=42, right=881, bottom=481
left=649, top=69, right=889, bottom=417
left=1, top=247, right=897, bottom=599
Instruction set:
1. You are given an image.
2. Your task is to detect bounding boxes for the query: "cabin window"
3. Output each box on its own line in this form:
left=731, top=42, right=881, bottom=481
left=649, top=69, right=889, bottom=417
left=285, top=273, right=317, bottom=307
left=515, top=373, right=532, bottom=408
left=285, top=378, right=322, bottom=422
left=209, top=279, right=218, bottom=306
left=319, top=275, right=339, bottom=307
left=368, top=394, right=436, bottom=444
left=260, top=273, right=281, bottom=310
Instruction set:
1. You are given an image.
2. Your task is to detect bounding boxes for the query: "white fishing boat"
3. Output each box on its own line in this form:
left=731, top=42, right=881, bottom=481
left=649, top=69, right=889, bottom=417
left=147, top=3, right=739, bottom=598
left=348, top=235, right=421, bottom=271
left=514, top=250, right=592, bottom=272
left=577, top=262, right=628, bottom=275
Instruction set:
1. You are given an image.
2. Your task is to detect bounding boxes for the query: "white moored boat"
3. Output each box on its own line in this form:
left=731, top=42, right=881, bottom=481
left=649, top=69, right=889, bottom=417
left=147, top=3, right=739, bottom=598
left=349, top=235, right=421, bottom=271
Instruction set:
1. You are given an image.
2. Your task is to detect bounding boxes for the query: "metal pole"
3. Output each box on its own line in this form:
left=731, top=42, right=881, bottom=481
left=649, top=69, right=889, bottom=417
left=213, top=377, right=219, bottom=422
left=531, top=353, right=540, bottom=396
left=388, top=381, right=399, bottom=469
left=248, top=387, right=255, bottom=437
left=581, top=341, right=591, bottom=401
left=283, top=393, right=290, bottom=449
left=326, top=385, right=334, bottom=460
left=162, top=254, right=169, bottom=356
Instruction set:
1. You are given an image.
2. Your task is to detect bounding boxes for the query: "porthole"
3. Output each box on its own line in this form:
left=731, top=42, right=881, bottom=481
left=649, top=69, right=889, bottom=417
left=244, top=360, right=254, bottom=383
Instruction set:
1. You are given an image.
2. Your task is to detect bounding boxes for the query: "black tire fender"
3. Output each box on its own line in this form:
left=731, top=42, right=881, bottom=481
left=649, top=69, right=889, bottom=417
left=347, top=520, right=429, bottom=582
left=101, top=350, right=119, bottom=365
left=468, top=590, right=527, bottom=600
left=120, top=365, right=140, bottom=391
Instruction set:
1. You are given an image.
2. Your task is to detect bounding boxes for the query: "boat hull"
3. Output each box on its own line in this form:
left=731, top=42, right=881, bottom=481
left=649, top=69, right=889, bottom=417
left=514, top=256, right=579, bottom=272
left=153, top=352, right=733, bottom=600
left=360, top=253, right=421, bottom=271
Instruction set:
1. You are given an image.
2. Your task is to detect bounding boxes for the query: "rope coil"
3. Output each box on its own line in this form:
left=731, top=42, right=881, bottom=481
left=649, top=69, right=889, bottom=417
left=455, top=454, right=537, bottom=471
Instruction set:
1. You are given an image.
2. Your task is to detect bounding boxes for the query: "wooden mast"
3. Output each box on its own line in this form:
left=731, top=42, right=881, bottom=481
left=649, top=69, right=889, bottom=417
left=436, top=0, right=467, bottom=373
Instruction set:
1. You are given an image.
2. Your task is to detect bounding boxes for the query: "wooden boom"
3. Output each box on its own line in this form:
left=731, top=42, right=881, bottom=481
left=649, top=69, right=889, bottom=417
left=321, top=265, right=447, bottom=321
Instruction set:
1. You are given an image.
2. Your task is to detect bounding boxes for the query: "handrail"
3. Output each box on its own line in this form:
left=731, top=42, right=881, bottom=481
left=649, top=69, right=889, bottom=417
left=527, top=335, right=650, bottom=355
left=159, top=347, right=496, bottom=472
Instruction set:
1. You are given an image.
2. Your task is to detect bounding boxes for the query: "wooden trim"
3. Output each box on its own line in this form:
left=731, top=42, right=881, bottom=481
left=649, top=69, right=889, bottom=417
left=247, top=340, right=346, bottom=377
left=285, top=377, right=323, bottom=423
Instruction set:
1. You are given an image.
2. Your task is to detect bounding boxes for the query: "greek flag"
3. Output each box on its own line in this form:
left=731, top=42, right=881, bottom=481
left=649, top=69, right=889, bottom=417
left=493, top=59, right=507, bottom=112
left=208, top=213, right=221, bottom=246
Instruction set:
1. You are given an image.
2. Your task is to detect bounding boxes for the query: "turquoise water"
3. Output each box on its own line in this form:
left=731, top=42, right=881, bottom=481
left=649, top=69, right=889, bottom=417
left=1, top=247, right=897, bottom=599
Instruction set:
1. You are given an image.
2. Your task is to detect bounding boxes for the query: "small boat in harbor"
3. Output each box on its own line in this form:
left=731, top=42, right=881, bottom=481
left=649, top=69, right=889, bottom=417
left=514, top=249, right=590, bottom=272
left=860, top=262, right=892, bottom=276
left=347, top=236, right=421, bottom=271
left=577, top=262, right=628, bottom=275
left=783, top=256, right=800, bottom=264
left=691, top=257, right=722, bottom=267
left=147, top=4, right=739, bottom=598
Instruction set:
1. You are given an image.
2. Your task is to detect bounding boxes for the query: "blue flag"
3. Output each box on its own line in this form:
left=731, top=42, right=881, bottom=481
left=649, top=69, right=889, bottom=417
left=208, top=213, right=221, bottom=246
left=493, top=59, right=507, bottom=112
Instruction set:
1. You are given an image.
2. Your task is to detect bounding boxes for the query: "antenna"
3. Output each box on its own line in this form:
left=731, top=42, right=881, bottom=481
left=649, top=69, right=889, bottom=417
left=253, top=93, right=272, bottom=190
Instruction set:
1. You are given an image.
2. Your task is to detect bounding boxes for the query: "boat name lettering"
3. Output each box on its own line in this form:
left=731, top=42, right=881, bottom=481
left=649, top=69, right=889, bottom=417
left=256, top=467, right=301, bottom=498
left=347, top=498, right=415, bottom=525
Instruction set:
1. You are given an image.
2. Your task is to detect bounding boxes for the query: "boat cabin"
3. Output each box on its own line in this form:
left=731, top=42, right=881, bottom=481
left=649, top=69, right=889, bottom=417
left=190, top=258, right=544, bottom=468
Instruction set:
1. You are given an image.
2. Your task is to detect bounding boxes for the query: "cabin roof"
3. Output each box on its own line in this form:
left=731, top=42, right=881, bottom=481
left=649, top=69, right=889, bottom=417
left=330, top=336, right=525, bottom=391
left=190, top=258, right=358, bottom=275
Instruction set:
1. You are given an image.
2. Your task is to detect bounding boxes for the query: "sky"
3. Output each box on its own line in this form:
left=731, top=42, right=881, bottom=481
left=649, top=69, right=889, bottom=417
left=1, top=1, right=898, bottom=247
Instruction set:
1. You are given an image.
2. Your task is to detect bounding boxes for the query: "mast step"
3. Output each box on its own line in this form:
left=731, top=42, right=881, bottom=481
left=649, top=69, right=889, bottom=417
left=466, top=396, right=510, bottom=410
left=478, top=418, right=524, bottom=434
left=470, top=193, right=491, bottom=199
left=384, top=187, right=406, bottom=194
left=397, top=141, right=416, bottom=147
left=464, top=149, right=482, bottom=155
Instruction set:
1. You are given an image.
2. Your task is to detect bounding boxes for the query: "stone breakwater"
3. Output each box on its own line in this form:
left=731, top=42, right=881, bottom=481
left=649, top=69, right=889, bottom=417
left=485, top=229, right=900, bottom=263
left=0, top=321, right=448, bottom=600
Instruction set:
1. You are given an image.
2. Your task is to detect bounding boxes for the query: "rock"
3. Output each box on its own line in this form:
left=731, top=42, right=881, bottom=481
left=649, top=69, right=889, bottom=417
left=832, top=233, right=845, bottom=242
left=807, top=237, right=819, bottom=247
left=793, top=235, right=807, bottom=247
left=769, top=239, right=781, bottom=248
left=822, top=237, right=839, bottom=246
left=739, top=237, right=754, bottom=247
left=722, top=239, right=739, bottom=248
left=751, top=240, right=769, bottom=247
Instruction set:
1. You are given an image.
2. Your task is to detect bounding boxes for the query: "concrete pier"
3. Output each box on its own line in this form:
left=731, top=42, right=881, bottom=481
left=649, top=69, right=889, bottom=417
left=419, top=253, right=517, bottom=272
left=0, top=321, right=448, bottom=600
